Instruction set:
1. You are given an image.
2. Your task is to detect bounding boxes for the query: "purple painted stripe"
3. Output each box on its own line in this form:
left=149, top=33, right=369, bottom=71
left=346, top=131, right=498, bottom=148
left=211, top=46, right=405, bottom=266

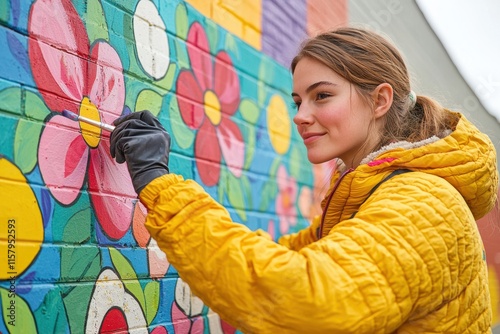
left=262, top=0, right=308, bottom=68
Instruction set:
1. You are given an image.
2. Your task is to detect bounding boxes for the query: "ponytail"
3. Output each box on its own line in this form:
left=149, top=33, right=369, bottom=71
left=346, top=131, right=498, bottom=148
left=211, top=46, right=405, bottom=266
left=404, top=95, right=449, bottom=143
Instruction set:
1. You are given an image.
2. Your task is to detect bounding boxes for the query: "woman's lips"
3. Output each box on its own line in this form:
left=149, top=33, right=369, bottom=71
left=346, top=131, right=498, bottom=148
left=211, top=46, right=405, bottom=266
left=302, top=133, right=325, bottom=144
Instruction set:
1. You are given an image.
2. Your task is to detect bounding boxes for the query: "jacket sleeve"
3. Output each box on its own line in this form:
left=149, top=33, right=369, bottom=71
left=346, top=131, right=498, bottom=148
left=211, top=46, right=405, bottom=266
left=277, top=215, right=320, bottom=250
left=139, top=173, right=469, bottom=334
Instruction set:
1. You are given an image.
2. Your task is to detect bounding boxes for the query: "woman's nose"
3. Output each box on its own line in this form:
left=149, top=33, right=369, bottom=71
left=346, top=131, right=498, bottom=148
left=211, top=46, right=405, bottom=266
left=293, top=105, right=313, bottom=125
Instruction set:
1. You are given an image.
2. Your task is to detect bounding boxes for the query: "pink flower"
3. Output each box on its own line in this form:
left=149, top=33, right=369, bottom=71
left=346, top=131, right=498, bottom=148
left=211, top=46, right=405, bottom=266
left=276, top=165, right=298, bottom=234
left=172, top=279, right=236, bottom=333
left=86, top=269, right=148, bottom=332
left=176, top=22, right=244, bottom=186
left=29, top=0, right=134, bottom=239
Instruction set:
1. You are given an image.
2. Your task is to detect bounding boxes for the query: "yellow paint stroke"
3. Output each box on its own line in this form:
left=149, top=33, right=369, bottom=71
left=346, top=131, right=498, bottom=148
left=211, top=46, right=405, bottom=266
left=0, top=158, right=43, bottom=279
left=185, top=0, right=262, bottom=50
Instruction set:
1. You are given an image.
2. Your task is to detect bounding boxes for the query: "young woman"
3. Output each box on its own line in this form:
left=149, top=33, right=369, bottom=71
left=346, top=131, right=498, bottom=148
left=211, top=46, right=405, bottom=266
left=110, top=27, right=498, bottom=333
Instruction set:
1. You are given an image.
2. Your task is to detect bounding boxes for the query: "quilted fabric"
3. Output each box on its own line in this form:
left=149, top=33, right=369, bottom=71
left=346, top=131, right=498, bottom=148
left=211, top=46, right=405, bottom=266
left=140, top=111, right=498, bottom=333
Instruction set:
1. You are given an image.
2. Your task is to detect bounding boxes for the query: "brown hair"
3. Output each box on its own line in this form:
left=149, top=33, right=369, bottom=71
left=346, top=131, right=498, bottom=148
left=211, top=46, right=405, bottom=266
left=291, top=27, right=448, bottom=149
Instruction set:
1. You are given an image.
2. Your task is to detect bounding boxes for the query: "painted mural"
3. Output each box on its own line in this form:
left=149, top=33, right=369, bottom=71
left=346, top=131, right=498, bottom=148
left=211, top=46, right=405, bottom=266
left=0, top=0, right=499, bottom=333
left=0, top=0, right=322, bottom=332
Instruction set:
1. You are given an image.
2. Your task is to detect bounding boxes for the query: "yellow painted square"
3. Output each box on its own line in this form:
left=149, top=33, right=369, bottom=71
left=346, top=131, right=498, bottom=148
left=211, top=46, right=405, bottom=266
left=243, top=25, right=261, bottom=50
left=184, top=0, right=211, bottom=17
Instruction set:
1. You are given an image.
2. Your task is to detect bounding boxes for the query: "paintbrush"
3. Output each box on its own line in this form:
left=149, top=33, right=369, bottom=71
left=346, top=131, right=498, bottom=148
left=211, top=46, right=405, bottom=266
left=61, top=110, right=115, bottom=132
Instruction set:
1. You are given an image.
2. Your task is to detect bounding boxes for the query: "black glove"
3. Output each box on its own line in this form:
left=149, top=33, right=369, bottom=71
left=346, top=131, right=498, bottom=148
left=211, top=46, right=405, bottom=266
left=110, top=110, right=171, bottom=195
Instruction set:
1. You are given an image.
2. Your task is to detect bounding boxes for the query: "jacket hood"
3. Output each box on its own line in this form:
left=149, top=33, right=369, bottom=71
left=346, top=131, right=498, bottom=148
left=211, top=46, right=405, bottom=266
left=358, top=111, right=498, bottom=220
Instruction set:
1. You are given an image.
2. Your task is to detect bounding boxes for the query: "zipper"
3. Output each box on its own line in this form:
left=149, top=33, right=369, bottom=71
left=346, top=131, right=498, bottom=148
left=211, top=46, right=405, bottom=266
left=318, top=168, right=353, bottom=239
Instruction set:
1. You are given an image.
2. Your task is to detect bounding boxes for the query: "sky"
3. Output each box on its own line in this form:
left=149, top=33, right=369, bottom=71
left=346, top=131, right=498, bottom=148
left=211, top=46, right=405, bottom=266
left=416, top=0, right=500, bottom=122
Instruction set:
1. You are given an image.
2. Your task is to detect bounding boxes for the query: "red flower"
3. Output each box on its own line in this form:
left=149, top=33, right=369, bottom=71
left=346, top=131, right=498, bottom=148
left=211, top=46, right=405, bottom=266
left=176, top=22, right=244, bottom=186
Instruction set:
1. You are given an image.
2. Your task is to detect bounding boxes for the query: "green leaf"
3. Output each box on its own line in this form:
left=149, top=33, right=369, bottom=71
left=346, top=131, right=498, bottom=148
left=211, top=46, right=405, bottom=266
left=169, top=97, right=195, bottom=149
left=258, top=180, right=278, bottom=211
left=206, top=20, right=219, bottom=54
left=62, top=281, right=96, bottom=332
left=109, top=248, right=146, bottom=312
left=1, top=287, right=37, bottom=333
left=156, top=62, right=177, bottom=92
left=86, top=0, right=109, bottom=43
left=0, top=2, right=10, bottom=22
left=60, top=246, right=100, bottom=290
left=144, top=281, right=160, bottom=325
left=269, top=156, right=281, bottom=177
left=239, top=99, right=260, bottom=124
left=174, top=39, right=190, bottom=70
left=175, top=3, right=189, bottom=40
left=24, top=90, right=50, bottom=121
left=62, top=208, right=92, bottom=243
left=224, top=33, right=238, bottom=57
left=135, top=89, right=163, bottom=116
left=227, top=172, right=246, bottom=221
left=0, top=87, right=22, bottom=116
left=14, top=119, right=43, bottom=174
left=34, top=288, right=69, bottom=333
left=241, top=174, right=253, bottom=210
left=258, top=58, right=274, bottom=106
left=258, top=157, right=281, bottom=210
left=243, top=126, right=255, bottom=170
left=60, top=207, right=100, bottom=296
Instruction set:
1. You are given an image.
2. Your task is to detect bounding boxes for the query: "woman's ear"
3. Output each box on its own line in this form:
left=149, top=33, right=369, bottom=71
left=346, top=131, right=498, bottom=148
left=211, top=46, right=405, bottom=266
left=372, top=83, right=393, bottom=119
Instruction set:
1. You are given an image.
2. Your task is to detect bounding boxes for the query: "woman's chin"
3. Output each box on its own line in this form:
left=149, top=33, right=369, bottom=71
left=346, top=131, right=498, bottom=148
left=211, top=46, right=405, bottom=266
left=307, top=154, right=332, bottom=165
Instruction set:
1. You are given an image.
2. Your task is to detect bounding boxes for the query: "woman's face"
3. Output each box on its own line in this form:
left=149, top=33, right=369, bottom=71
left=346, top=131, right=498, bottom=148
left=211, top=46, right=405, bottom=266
left=292, top=57, right=378, bottom=167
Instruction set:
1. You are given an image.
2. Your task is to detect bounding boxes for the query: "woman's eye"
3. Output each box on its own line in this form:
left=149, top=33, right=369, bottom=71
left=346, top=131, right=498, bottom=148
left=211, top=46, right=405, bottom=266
left=291, top=101, right=301, bottom=109
left=316, top=93, right=331, bottom=101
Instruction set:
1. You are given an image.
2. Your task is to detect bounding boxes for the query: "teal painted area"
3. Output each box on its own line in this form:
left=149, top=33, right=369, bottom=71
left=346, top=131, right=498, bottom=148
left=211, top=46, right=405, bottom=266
left=0, top=112, right=18, bottom=160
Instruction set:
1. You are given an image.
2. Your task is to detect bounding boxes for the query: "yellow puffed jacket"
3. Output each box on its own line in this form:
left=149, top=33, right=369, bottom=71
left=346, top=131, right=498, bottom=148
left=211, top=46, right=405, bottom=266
left=140, top=111, right=498, bottom=334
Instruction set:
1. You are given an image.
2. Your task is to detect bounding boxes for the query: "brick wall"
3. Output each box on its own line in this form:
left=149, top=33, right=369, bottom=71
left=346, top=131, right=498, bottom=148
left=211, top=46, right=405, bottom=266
left=0, top=0, right=345, bottom=332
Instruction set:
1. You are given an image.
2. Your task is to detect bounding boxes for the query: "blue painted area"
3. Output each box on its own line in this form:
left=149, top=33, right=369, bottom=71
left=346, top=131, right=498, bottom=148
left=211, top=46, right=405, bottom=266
left=0, top=25, right=34, bottom=87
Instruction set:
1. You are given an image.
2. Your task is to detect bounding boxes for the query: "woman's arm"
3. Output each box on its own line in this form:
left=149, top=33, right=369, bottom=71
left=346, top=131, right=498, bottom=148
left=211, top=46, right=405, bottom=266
left=277, top=215, right=321, bottom=250
left=139, top=173, right=447, bottom=334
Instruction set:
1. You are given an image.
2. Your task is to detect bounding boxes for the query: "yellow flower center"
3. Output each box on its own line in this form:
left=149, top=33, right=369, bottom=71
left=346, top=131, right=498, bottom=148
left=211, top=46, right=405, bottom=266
left=282, top=192, right=291, bottom=209
left=79, top=97, right=101, bottom=148
left=204, top=90, right=221, bottom=126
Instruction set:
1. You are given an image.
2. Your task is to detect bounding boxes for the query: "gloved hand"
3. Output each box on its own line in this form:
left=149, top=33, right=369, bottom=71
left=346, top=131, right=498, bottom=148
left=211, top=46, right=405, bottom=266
left=110, top=110, right=171, bottom=195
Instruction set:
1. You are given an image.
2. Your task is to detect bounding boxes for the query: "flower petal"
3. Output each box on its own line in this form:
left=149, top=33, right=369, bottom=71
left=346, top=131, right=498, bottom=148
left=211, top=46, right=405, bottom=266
left=171, top=302, right=191, bottom=333
left=217, top=116, right=245, bottom=177
left=38, top=115, right=88, bottom=204
left=88, top=41, right=125, bottom=122
left=298, top=186, right=313, bottom=219
left=86, top=269, right=148, bottom=333
left=277, top=164, right=288, bottom=191
left=132, top=201, right=150, bottom=248
left=176, top=70, right=205, bottom=129
left=267, top=220, right=276, bottom=241
left=275, top=193, right=285, bottom=216
left=28, top=0, right=88, bottom=112
left=191, top=317, right=204, bottom=333
left=214, top=52, right=240, bottom=115
left=87, top=141, right=135, bottom=240
left=175, top=278, right=204, bottom=317
left=279, top=215, right=289, bottom=235
left=187, top=22, right=212, bottom=92
left=133, top=0, right=170, bottom=80
left=147, top=238, right=170, bottom=279
left=195, top=121, right=221, bottom=186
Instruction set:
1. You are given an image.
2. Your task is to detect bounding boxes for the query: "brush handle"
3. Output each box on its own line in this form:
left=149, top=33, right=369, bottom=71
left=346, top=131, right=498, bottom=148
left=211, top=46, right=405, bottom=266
left=78, top=115, right=115, bottom=132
